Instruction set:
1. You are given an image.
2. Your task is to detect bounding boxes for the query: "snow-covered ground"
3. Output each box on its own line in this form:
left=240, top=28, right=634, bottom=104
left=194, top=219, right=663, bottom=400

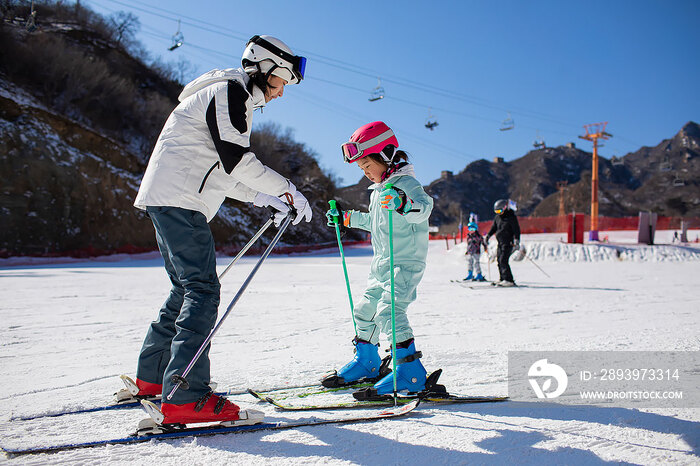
left=1, top=231, right=699, bottom=465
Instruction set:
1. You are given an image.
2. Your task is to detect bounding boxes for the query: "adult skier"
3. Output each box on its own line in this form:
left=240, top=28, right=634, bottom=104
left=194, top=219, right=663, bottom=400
left=485, top=199, right=520, bottom=287
left=128, top=35, right=311, bottom=426
left=323, top=121, right=434, bottom=395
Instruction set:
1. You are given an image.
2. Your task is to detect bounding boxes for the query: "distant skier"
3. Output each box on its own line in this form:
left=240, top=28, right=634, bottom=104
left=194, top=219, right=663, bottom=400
left=463, top=221, right=487, bottom=281
left=323, top=121, right=434, bottom=395
left=128, top=36, right=311, bottom=426
left=485, top=199, right=521, bottom=287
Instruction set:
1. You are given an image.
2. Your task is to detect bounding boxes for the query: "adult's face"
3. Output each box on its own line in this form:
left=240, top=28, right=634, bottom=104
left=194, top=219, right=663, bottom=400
left=264, top=75, right=287, bottom=103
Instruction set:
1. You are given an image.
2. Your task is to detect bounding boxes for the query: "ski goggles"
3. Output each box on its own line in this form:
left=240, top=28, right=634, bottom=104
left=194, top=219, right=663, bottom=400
left=494, top=208, right=504, bottom=215
left=340, top=129, right=395, bottom=163
left=248, top=35, right=307, bottom=83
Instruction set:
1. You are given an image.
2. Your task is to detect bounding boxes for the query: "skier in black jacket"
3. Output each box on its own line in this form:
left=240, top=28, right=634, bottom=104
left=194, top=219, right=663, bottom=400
left=485, top=199, right=521, bottom=286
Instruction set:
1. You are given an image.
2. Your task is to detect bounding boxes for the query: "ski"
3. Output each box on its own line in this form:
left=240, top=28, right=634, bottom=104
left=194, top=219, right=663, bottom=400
left=262, top=394, right=508, bottom=411
left=450, top=279, right=493, bottom=288
left=259, top=370, right=507, bottom=411
left=10, top=382, right=325, bottom=422
left=2, top=399, right=419, bottom=457
left=247, top=381, right=373, bottom=402
left=10, top=380, right=375, bottom=422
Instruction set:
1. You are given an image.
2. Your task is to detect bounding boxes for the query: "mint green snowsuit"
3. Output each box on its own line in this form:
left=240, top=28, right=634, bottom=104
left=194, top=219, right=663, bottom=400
left=347, top=166, right=433, bottom=345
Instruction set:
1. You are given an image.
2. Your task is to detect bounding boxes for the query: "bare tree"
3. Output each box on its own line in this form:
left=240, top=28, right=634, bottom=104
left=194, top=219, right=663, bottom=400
left=109, top=11, right=139, bottom=46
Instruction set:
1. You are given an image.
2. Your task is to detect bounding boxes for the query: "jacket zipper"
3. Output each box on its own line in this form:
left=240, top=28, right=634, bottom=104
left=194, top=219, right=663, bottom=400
left=198, top=161, right=220, bottom=193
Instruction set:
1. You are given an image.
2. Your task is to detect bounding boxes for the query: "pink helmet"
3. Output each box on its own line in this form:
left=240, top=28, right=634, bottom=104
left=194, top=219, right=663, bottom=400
left=341, top=121, right=399, bottom=163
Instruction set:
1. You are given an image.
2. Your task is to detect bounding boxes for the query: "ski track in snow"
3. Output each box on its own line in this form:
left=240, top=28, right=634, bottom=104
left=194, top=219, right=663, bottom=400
left=1, top=233, right=699, bottom=464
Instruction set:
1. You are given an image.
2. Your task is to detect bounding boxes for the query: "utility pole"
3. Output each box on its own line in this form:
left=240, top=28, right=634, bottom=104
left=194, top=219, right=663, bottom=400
left=579, top=122, right=612, bottom=241
left=556, top=181, right=568, bottom=233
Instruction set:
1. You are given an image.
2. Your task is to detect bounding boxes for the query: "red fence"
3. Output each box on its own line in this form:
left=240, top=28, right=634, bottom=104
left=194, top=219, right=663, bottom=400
left=217, top=240, right=371, bottom=257
left=431, top=215, right=700, bottom=239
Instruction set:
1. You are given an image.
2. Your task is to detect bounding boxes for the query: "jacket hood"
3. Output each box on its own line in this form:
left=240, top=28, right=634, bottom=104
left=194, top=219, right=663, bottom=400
left=178, top=68, right=266, bottom=108
left=368, top=163, right=417, bottom=190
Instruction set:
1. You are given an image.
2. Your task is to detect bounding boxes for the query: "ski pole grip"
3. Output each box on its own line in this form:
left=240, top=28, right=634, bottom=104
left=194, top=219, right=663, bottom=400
left=328, top=200, right=339, bottom=226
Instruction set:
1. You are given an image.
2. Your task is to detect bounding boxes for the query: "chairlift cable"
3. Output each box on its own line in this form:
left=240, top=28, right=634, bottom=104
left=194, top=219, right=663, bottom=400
left=94, top=0, right=647, bottom=151
left=98, top=0, right=586, bottom=131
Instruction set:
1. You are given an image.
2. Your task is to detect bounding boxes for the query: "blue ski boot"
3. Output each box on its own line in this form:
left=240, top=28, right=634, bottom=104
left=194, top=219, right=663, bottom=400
left=321, top=338, right=382, bottom=388
left=474, top=273, right=486, bottom=281
left=463, top=271, right=474, bottom=281
left=373, top=341, right=427, bottom=395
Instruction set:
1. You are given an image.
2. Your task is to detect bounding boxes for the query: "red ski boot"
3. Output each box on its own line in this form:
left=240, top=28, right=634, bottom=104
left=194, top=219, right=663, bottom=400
left=160, top=392, right=264, bottom=426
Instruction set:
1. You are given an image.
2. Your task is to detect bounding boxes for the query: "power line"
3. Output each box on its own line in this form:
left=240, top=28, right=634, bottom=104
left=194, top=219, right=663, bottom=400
left=98, top=0, right=587, bottom=133
left=91, top=0, right=647, bottom=152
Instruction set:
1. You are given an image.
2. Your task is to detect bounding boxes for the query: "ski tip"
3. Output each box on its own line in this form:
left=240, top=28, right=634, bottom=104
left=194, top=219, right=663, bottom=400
left=378, top=398, right=420, bottom=415
left=264, top=396, right=286, bottom=409
left=247, top=388, right=264, bottom=400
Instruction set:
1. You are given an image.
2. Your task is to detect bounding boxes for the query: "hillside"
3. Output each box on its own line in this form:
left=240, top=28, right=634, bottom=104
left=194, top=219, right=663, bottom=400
left=336, top=122, right=699, bottom=230
left=1, top=3, right=698, bottom=255
left=424, top=123, right=699, bottom=227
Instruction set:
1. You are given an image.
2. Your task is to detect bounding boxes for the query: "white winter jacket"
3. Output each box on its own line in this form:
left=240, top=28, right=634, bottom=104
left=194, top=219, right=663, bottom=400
left=134, top=68, right=289, bottom=221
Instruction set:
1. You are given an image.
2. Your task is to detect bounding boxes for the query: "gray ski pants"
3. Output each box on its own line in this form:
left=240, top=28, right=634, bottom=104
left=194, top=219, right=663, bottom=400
left=467, top=253, right=482, bottom=275
left=136, top=206, right=220, bottom=404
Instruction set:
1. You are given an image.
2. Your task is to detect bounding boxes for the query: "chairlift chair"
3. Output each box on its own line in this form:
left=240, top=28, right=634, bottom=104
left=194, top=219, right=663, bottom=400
left=533, top=131, right=545, bottom=149
left=500, top=112, right=514, bottom=131
left=168, top=20, right=184, bottom=51
left=425, top=108, right=439, bottom=130
left=368, top=77, right=385, bottom=102
left=673, top=175, right=685, bottom=187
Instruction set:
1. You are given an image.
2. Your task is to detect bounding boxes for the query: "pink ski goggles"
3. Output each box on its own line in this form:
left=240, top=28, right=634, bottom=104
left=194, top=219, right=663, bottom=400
left=341, top=129, right=396, bottom=163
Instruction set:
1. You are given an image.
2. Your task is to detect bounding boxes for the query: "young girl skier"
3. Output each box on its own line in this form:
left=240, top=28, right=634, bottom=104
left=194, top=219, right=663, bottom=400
left=323, top=121, right=434, bottom=395
left=464, top=221, right=487, bottom=281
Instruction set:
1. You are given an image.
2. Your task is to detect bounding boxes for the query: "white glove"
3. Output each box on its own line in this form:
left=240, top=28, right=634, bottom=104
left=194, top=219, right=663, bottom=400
left=253, top=192, right=290, bottom=227
left=285, top=181, right=313, bottom=225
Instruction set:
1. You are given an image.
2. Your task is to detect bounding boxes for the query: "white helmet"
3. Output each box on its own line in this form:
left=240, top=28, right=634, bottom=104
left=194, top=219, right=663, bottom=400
left=242, top=35, right=306, bottom=85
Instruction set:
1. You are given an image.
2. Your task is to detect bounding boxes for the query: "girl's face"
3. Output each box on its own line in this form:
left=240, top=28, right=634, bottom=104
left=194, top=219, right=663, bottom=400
left=264, top=75, right=287, bottom=102
left=356, top=156, right=387, bottom=183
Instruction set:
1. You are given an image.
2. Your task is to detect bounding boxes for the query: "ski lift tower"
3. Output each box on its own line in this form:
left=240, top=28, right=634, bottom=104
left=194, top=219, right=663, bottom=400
left=579, top=122, right=612, bottom=241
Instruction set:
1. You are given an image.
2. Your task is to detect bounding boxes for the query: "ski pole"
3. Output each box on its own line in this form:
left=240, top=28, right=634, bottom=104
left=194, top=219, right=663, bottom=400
left=218, top=215, right=275, bottom=281
left=328, top=200, right=357, bottom=334
left=385, top=183, right=398, bottom=405
left=487, top=252, right=491, bottom=281
left=167, top=210, right=295, bottom=401
left=525, top=254, right=551, bottom=278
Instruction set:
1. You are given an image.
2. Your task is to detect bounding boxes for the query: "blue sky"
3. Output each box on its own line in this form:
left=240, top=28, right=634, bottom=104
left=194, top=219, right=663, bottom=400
left=85, top=0, right=700, bottom=187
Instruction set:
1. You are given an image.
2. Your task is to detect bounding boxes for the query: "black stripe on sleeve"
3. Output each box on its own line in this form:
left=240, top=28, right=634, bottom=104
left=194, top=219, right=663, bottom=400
left=227, top=80, right=249, bottom=134
left=206, top=96, right=248, bottom=174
